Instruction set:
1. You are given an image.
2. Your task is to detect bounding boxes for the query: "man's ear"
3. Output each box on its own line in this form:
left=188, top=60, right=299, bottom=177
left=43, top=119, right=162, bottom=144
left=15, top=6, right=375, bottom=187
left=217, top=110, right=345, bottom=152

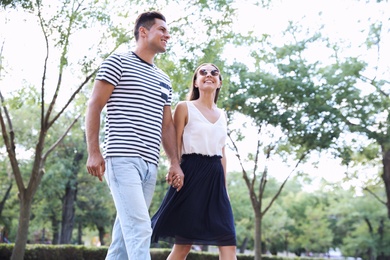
left=139, top=26, right=147, bottom=38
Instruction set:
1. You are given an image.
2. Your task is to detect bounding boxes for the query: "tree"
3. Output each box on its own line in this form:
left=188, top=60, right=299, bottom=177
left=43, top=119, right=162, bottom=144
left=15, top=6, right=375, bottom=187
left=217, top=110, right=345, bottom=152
left=76, top=171, right=115, bottom=246
left=226, top=115, right=309, bottom=260
left=295, top=204, right=333, bottom=254
left=0, top=160, right=13, bottom=224
left=0, top=0, right=32, bottom=9
left=262, top=177, right=304, bottom=255
left=0, top=0, right=128, bottom=257
left=0, top=158, right=17, bottom=244
left=2, top=0, right=245, bottom=255
left=224, top=27, right=340, bottom=258
left=324, top=182, right=390, bottom=260
left=320, top=16, right=390, bottom=217
left=228, top=171, right=256, bottom=253
left=31, top=115, right=87, bottom=244
left=221, top=1, right=390, bottom=257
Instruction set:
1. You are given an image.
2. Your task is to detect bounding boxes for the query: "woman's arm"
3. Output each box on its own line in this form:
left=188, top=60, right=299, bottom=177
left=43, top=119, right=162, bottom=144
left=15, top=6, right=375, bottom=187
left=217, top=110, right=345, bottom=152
left=172, top=101, right=188, bottom=160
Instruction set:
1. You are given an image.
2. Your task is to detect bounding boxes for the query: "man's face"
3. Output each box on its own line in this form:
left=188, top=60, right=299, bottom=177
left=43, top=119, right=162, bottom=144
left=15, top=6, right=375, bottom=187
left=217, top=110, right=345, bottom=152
left=145, top=18, right=170, bottom=53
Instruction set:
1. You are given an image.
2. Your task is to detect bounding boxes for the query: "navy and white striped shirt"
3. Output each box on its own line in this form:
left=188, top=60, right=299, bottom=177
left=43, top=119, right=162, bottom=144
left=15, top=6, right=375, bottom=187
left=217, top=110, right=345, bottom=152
left=96, top=52, right=172, bottom=165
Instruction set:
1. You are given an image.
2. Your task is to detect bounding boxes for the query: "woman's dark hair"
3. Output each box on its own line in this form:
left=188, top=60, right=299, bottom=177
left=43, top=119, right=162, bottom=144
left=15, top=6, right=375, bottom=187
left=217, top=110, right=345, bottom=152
left=188, top=63, right=222, bottom=104
left=134, top=11, right=166, bottom=41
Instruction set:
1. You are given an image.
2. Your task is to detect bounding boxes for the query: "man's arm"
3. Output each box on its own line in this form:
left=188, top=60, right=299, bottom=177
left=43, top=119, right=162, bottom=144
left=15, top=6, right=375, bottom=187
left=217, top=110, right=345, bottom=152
left=85, top=80, right=114, bottom=181
left=161, top=105, right=184, bottom=191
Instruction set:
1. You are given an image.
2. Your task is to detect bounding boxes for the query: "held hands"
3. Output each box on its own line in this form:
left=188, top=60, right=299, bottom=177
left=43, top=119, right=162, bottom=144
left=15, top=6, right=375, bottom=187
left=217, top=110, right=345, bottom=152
left=86, top=152, right=105, bottom=182
left=166, top=163, right=184, bottom=192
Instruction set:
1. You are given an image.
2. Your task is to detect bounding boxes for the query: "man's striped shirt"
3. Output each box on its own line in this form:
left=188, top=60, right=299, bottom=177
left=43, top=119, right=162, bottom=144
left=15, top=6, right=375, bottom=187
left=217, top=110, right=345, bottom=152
left=95, top=52, right=172, bottom=166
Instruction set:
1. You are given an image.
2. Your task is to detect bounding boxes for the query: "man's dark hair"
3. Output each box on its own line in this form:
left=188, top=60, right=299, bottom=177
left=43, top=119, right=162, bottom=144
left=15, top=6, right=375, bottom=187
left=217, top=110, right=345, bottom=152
left=134, top=11, right=166, bottom=41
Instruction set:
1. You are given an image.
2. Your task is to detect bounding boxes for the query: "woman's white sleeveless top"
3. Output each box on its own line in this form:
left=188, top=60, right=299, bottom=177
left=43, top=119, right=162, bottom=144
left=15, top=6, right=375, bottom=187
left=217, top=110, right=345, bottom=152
left=182, top=101, right=227, bottom=156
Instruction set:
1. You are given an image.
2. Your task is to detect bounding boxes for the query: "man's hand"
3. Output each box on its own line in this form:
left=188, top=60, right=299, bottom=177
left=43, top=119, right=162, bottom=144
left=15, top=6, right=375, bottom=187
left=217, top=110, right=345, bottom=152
left=166, top=163, right=184, bottom=192
left=86, top=152, right=105, bottom=182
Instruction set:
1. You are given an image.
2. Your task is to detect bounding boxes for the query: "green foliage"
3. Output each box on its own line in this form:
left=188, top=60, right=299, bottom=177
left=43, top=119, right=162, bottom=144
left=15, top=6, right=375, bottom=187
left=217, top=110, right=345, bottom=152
left=0, top=244, right=108, bottom=259
left=277, top=188, right=334, bottom=255
left=228, top=171, right=256, bottom=249
left=263, top=203, right=295, bottom=254
left=0, top=0, right=32, bottom=9
left=0, top=170, right=18, bottom=242
left=76, top=177, right=114, bottom=244
left=223, top=6, right=390, bottom=256
left=149, top=155, right=170, bottom=216
left=295, top=207, right=333, bottom=253
left=0, top=244, right=271, bottom=259
left=1, top=0, right=390, bottom=258
left=332, top=187, right=390, bottom=259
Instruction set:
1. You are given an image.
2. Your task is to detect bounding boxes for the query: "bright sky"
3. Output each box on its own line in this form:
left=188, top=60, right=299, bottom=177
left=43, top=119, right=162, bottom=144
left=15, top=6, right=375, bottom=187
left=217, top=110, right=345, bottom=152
left=221, top=0, right=389, bottom=188
left=1, top=0, right=388, bottom=89
left=1, top=0, right=388, bottom=190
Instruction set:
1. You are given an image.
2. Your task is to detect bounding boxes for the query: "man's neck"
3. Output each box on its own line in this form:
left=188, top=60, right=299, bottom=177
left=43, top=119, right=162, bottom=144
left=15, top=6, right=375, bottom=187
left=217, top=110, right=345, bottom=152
left=133, top=47, right=155, bottom=65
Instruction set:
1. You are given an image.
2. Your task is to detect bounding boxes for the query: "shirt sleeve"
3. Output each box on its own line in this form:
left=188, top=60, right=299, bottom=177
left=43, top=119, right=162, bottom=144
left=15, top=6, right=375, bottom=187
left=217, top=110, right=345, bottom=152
left=95, top=53, right=123, bottom=87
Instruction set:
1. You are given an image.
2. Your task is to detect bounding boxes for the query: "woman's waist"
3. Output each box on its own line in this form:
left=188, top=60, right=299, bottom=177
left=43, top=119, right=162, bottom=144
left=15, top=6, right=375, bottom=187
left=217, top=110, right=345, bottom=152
left=181, top=153, right=222, bottom=161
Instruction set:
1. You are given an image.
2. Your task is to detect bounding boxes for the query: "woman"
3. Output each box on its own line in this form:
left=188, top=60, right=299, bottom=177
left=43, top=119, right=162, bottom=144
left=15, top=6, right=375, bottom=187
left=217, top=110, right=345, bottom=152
left=151, top=63, right=237, bottom=260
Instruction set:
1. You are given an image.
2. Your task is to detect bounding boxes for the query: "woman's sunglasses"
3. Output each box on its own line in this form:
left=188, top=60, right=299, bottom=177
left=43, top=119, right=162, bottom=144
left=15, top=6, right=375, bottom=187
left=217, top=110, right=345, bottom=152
left=199, top=69, right=220, bottom=77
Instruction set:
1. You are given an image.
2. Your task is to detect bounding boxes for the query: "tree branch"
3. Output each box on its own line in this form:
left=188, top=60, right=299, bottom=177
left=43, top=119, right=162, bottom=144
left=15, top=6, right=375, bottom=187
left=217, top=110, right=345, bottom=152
left=48, top=68, right=98, bottom=128
left=339, top=112, right=378, bottom=140
left=42, top=114, right=81, bottom=165
left=259, top=142, right=276, bottom=199
left=0, top=182, right=12, bottom=216
left=363, top=187, right=387, bottom=206
left=359, top=74, right=389, bottom=98
left=0, top=92, right=25, bottom=193
left=37, top=1, right=49, bottom=131
left=262, top=151, right=307, bottom=216
left=227, top=130, right=259, bottom=209
left=254, top=127, right=262, bottom=198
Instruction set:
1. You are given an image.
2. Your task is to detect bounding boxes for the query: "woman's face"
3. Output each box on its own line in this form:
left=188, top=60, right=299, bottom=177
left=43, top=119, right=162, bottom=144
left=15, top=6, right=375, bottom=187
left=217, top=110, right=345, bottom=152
left=195, top=64, right=222, bottom=91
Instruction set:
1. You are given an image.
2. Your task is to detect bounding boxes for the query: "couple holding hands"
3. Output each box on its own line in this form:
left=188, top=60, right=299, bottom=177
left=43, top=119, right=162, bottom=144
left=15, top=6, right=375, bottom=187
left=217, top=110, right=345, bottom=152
left=85, top=11, right=236, bottom=260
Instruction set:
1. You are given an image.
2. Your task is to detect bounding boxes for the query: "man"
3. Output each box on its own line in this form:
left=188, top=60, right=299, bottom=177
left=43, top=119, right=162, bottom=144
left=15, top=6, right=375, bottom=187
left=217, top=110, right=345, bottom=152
left=85, top=11, right=184, bottom=260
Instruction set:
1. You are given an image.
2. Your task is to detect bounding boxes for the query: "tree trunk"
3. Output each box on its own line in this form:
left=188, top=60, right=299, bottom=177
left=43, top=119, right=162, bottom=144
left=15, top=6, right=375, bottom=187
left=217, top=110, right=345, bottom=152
left=59, top=182, right=77, bottom=244
left=284, top=234, right=289, bottom=255
left=41, top=228, right=46, bottom=243
left=11, top=196, right=33, bottom=260
left=60, top=151, right=82, bottom=244
left=77, top=221, right=83, bottom=245
left=51, top=213, right=60, bottom=245
left=254, top=214, right=262, bottom=260
left=239, top=237, right=248, bottom=254
left=382, top=149, right=390, bottom=219
left=97, top=225, right=105, bottom=246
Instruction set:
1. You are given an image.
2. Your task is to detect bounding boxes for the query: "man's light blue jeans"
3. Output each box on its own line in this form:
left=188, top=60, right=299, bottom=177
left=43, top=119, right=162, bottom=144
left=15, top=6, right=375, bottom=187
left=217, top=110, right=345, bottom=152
left=104, top=157, right=157, bottom=260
